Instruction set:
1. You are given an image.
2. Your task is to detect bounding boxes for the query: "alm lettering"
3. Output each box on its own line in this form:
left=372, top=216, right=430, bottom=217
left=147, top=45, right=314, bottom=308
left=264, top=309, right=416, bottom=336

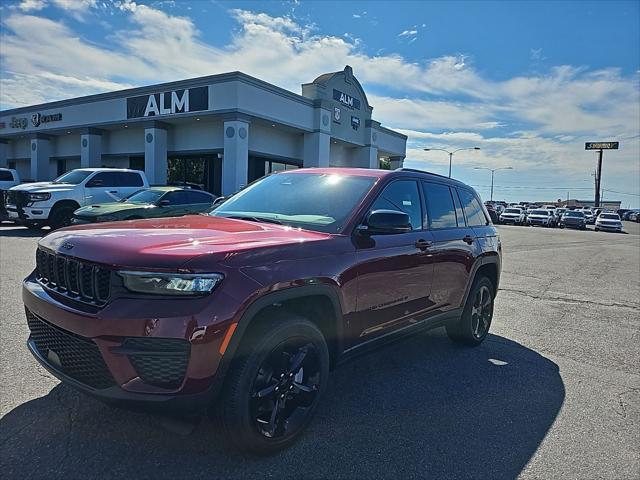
left=339, top=93, right=354, bottom=107
left=144, top=90, right=190, bottom=117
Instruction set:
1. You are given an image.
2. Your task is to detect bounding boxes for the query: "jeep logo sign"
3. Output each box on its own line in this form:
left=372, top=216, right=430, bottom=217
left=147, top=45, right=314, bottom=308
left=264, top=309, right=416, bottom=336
left=333, top=89, right=361, bottom=110
left=127, top=86, right=208, bottom=119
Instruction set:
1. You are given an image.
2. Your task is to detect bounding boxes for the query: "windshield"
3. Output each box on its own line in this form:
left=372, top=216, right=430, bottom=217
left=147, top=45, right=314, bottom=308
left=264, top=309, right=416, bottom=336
left=564, top=211, right=584, bottom=218
left=211, top=172, right=377, bottom=233
left=53, top=170, right=93, bottom=185
left=531, top=210, right=548, bottom=215
left=124, top=189, right=165, bottom=204
left=600, top=214, right=620, bottom=220
left=504, top=208, right=520, bottom=214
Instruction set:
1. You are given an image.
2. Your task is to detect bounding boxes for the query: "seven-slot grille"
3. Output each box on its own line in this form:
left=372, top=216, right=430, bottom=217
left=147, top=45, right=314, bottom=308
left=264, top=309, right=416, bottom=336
left=26, top=310, right=115, bottom=389
left=35, top=248, right=112, bottom=306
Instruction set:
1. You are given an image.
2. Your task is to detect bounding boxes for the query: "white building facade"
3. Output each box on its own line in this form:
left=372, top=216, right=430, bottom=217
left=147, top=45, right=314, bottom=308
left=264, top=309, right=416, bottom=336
left=0, top=66, right=407, bottom=195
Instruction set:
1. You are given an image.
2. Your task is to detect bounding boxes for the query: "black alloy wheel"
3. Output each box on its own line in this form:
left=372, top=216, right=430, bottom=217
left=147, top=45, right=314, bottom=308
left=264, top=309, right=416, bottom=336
left=470, top=285, right=493, bottom=340
left=219, top=314, right=329, bottom=454
left=446, top=276, right=495, bottom=346
left=250, top=339, right=322, bottom=439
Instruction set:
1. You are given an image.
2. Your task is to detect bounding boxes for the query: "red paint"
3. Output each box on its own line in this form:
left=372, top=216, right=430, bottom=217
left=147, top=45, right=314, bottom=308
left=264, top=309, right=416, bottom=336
left=23, top=168, right=501, bottom=407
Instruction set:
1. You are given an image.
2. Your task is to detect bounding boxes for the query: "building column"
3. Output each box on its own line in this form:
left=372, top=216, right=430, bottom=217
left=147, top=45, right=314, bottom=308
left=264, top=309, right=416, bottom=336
left=389, top=156, right=404, bottom=170
left=30, top=135, right=51, bottom=181
left=352, top=145, right=379, bottom=169
left=144, top=124, right=168, bottom=185
left=222, top=120, right=249, bottom=195
left=303, top=132, right=330, bottom=167
left=80, top=128, right=103, bottom=168
left=303, top=101, right=332, bottom=168
left=0, top=140, right=8, bottom=168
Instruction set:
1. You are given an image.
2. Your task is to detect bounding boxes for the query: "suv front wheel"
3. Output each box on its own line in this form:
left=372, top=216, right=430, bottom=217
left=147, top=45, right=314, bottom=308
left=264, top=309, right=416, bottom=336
left=446, top=276, right=495, bottom=346
left=220, top=314, right=329, bottom=454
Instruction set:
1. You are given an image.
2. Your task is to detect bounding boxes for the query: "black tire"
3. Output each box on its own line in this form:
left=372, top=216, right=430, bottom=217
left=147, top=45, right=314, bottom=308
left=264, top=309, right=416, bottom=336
left=25, top=222, right=44, bottom=230
left=446, top=276, right=495, bottom=346
left=49, top=205, right=76, bottom=230
left=220, top=314, right=330, bottom=455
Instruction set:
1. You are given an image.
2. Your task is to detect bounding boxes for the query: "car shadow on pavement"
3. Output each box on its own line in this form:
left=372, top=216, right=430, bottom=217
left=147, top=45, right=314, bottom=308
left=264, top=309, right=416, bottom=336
left=0, top=330, right=564, bottom=480
left=0, top=226, right=49, bottom=238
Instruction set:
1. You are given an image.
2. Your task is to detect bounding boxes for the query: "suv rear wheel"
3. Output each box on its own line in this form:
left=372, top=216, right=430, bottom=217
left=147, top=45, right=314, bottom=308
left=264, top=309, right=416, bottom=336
left=446, top=276, right=494, bottom=346
left=220, top=314, right=329, bottom=454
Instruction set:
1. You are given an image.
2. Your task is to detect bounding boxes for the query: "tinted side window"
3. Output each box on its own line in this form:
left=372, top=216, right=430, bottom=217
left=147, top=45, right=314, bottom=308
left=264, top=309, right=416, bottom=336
left=452, top=187, right=466, bottom=226
left=423, top=182, right=458, bottom=229
left=188, top=191, right=214, bottom=204
left=119, top=172, right=144, bottom=187
left=0, top=170, right=13, bottom=181
left=370, top=180, right=422, bottom=230
left=88, top=172, right=117, bottom=187
left=164, top=191, right=191, bottom=205
left=458, top=188, right=488, bottom=226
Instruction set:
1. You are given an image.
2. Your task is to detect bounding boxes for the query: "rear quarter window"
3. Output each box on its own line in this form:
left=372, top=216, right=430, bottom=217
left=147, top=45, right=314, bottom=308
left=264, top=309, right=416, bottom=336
left=457, top=188, right=488, bottom=226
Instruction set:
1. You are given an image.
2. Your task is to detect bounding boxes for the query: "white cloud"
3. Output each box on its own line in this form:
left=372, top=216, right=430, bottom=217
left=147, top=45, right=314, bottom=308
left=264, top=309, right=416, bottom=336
left=0, top=5, right=637, bottom=198
left=398, top=29, right=417, bottom=37
left=15, top=0, right=47, bottom=11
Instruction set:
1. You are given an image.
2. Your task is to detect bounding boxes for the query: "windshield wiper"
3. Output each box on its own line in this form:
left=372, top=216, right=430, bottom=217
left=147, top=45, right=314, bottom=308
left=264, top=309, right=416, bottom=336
left=225, top=215, right=283, bottom=225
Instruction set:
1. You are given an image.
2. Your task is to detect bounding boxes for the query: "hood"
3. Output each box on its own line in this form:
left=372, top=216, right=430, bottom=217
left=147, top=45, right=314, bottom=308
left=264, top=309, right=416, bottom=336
left=10, top=182, right=75, bottom=193
left=74, top=202, right=152, bottom=217
left=38, top=215, right=332, bottom=271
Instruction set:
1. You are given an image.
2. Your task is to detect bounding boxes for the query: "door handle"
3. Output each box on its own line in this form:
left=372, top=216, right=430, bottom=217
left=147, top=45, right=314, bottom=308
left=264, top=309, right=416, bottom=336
left=415, top=239, right=432, bottom=250
left=463, top=235, right=475, bottom=244
left=108, top=190, right=118, bottom=194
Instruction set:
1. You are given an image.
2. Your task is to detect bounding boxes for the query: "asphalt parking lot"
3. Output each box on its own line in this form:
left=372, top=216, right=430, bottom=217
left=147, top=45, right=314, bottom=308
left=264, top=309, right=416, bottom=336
left=1, top=222, right=639, bottom=479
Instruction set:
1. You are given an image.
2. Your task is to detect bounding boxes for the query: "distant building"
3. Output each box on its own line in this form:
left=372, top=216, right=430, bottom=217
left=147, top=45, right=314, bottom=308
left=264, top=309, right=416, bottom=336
left=560, top=199, right=621, bottom=209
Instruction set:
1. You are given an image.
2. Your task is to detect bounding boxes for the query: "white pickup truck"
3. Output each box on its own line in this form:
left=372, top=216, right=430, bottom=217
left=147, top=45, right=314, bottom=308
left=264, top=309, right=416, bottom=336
left=6, top=168, right=149, bottom=229
left=1, top=168, right=21, bottom=220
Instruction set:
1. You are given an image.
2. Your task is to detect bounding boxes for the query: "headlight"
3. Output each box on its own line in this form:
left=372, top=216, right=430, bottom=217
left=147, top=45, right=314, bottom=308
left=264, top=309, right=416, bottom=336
left=118, top=271, right=223, bottom=296
left=29, top=192, right=51, bottom=202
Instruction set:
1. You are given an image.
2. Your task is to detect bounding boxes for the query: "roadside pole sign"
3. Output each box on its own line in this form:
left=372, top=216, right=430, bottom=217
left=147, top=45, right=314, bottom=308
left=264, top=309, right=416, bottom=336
left=585, top=141, right=620, bottom=207
left=585, top=142, right=619, bottom=150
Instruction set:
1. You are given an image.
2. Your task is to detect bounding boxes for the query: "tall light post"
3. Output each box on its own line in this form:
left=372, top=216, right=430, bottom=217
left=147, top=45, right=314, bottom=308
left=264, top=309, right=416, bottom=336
left=473, top=166, right=513, bottom=201
left=423, top=147, right=480, bottom=178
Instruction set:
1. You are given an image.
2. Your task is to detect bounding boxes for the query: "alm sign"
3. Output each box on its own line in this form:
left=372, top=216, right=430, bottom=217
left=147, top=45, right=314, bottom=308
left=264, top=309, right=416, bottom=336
left=333, top=89, right=361, bottom=110
left=127, top=86, right=208, bottom=119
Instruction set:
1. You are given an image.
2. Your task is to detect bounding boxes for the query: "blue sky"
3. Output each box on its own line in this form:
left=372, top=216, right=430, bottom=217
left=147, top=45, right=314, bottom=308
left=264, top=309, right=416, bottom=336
left=1, top=0, right=639, bottom=206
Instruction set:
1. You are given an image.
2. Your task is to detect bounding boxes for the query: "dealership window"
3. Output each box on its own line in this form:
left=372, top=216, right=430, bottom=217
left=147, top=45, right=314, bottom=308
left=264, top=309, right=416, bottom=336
left=167, top=154, right=221, bottom=195
left=57, top=159, right=67, bottom=177
left=8, top=161, right=16, bottom=169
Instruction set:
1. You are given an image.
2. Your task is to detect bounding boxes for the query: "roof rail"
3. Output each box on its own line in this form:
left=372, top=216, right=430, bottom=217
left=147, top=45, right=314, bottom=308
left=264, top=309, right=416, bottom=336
left=395, top=167, right=451, bottom=179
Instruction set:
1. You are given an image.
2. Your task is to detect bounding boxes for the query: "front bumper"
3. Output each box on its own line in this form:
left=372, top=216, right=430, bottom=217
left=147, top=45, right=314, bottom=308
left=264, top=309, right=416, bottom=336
left=596, top=223, right=622, bottom=232
left=500, top=217, right=521, bottom=224
left=528, top=218, right=549, bottom=226
left=561, top=221, right=585, bottom=229
left=6, top=204, right=51, bottom=221
left=22, top=274, right=237, bottom=411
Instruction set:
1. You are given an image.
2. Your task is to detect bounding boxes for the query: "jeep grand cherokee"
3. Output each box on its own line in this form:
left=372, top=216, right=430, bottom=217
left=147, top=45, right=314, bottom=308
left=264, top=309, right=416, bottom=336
left=22, top=167, right=501, bottom=454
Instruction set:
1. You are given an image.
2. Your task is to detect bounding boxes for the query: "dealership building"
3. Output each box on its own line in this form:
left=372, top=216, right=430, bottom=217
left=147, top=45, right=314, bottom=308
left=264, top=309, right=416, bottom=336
left=0, top=66, right=407, bottom=195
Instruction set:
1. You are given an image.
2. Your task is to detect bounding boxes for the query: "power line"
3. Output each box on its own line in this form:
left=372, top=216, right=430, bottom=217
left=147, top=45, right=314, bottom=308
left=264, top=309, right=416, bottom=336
left=602, top=189, right=640, bottom=197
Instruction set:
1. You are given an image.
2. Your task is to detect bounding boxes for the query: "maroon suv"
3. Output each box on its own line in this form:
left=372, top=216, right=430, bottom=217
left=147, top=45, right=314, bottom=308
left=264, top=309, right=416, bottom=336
left=23, top=167, right=501, bottom=453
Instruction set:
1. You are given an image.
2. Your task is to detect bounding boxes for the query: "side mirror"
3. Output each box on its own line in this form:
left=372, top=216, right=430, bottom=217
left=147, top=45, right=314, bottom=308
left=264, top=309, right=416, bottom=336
left=158, top=199, right=170, bottom=207
left=361, top=209, right=412, bottom=235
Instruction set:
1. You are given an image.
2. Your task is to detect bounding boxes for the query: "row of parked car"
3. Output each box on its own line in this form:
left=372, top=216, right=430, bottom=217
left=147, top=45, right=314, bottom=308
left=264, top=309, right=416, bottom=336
left=483, top=202, right=631, bottom=233
left=0, top=167, right=220, bottom=229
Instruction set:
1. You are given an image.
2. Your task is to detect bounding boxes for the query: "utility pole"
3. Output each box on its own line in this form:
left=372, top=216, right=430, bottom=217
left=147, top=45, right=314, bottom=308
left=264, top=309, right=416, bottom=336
left=594, top=149, right=603, bottom=208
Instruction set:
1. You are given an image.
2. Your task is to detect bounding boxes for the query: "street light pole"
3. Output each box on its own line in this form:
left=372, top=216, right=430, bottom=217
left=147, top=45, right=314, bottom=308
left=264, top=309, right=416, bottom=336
left=473, top=166, right=513, bottom=201
left=423, top=147, right=481, bottom=178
